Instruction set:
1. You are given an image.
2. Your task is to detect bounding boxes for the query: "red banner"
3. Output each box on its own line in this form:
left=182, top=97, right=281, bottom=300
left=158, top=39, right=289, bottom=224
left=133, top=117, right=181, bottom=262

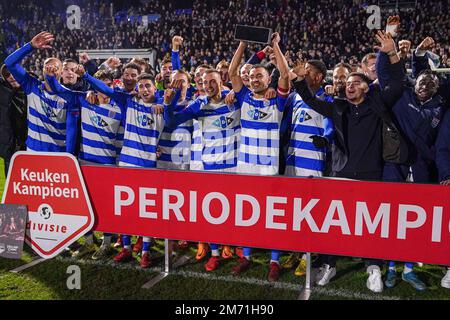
left=81, top=164, right=450, bottom=266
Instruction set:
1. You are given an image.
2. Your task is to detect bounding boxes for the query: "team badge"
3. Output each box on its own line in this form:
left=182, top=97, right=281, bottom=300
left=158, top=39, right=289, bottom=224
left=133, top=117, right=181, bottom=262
left=137, top=114, right=154, bottom=127
left=43, top=105, right=57, bottom=118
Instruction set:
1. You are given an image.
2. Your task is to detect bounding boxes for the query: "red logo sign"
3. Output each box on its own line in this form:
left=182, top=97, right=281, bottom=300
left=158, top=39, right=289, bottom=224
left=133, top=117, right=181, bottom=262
left=2, top=152, right=94, bottom=259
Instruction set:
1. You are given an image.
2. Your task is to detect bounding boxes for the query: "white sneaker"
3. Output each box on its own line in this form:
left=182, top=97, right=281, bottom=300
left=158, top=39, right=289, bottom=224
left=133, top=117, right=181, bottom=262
left=313, top=266, right=325, bottom=284
left=366, top=265, right=383, bottom=293
left=317, top=264, right=336, bottom=286
left=442, top=269, right=450, bottom=289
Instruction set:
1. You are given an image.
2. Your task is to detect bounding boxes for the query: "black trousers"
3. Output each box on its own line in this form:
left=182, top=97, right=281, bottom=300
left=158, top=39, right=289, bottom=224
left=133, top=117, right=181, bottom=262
left=314, top=170, right=384, bottom=268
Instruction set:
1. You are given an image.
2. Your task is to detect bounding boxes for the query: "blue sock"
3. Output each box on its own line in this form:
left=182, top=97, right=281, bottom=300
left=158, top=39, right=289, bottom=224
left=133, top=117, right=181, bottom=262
left=243, top=247, right=251, bottom=259
left=210, top=243, right=219, bottom=250
left=142, top=241, right=150, bottom=252
left=271, top=250, right=280, bottom=262
left=122, top=235, right=131, bottom=246
left=404, top=262, right=414, bottom=273
left=389, top=261, right=396, bottom=270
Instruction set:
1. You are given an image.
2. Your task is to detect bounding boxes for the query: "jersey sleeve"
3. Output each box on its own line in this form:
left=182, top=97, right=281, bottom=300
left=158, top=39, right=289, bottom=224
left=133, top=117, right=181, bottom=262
left=4, top=43, right=39, bottom=95
left=234, top=86, right=251, bottom=107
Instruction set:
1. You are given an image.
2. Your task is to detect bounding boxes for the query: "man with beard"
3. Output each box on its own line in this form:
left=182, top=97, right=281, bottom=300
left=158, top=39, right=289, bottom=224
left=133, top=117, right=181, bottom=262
left=377, top=32, right=446, bottom=292
left=164, top=69, right=240, bottom=270
left=292, top=31, right=405, bottom=293
left=228, top=32, right=291, bottom=282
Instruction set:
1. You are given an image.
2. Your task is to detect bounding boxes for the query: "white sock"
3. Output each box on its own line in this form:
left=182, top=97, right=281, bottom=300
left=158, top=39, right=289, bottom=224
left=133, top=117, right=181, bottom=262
left=85, top=234, right=93, bottom=245
left=403, top=265, right=413, bottom=274
left=124, top=245, right=132, bottom=251
left=270, top=260, right=280, bottom=265
left=212, top=249, right=220, bottom=257
left=142, top=250, right=149, bottom=254
left=301, top=253, right=307, bottom=260
left=244, top=255, right=250, bottom=261
left=389, top=266, right=396, bottom=271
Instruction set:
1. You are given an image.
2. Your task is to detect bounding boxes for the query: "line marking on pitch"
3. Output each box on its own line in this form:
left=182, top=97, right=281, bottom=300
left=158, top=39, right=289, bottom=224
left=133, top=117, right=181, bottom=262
left=55, top=256, right=403, bottom=300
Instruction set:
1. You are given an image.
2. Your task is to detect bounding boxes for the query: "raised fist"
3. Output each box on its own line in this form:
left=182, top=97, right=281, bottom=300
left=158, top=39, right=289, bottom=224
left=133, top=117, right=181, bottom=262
left=172, top=36, right=184, bottom=50
left=418, top=37, right=435, bottom=52
left=75, top=64, right=86, bottom=77
left=163, top=88, right=176, bottom=104
left=271, top=32, right=281, bottom=45
left=44, top=64, right=58, bottom=77
left=106, top=57, right=121, bottom=69
left=386, top=15, right=400, bottom=37
left=86, top=91, right=99, bottom=105
left=398, top=40, right=411, bottom=58
left=79, top=52, right=90, bottom=64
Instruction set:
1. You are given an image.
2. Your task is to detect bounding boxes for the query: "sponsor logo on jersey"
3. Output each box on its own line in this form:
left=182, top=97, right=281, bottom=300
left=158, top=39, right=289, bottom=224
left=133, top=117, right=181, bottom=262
left=298, top=110, right=312, bottom=123
left=213, top=116, right=234, bottom=129
left=90, top=116, right=108, bottom=127
left=247, top=109, right=269, bottom=120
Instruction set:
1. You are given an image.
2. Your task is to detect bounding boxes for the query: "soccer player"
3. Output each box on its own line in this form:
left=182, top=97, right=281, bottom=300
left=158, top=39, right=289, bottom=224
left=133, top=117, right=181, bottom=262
left=228, top=32, right=290, bottom=282
left=157, top=70, right=192, bottom=170
left=164, top=69, right=240, bottom=271
left=83, top=71, right=164, bottom=268
left=4, top=32, right=78, bottom=154
left=280, top=59, right=335, bottom=282
left=61, top=58, right=90, bottom=91
left=86, top=62, right=142, bottom=251
left=190, top=63, right=216, bottom=260
left=45, top=69, right=125, bottom=259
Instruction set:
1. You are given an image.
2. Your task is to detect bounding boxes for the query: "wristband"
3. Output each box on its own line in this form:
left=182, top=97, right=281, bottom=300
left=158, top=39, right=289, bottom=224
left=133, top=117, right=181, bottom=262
left=387, top=50, right=397, bottom=57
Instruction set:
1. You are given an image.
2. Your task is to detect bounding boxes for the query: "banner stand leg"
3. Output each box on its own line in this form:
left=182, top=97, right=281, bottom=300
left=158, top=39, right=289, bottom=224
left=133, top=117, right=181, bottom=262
left=10, top=256, right=46, bottom=273
left=298, top=252, right=312, bottom=300
left=142, top=239, right=173, bottom=289
left=164, top=238, right=173, bottom=274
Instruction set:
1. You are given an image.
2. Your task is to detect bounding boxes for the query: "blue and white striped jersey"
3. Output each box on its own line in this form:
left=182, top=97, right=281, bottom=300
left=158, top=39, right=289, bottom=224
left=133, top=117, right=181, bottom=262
left=79, top=99, right=123, bottom=164
left=5, top=43, right=77, bottom=153
left=157, top=100, right=193, bottom=170
left=283, top=89, right=334, bottom=177
left=118, top=98, right=164, bottom=168
left=164, top=91, right=241, bottom=172
left=46, top=75, right=125, bottom=164
left=235, top=86, right=288, bottom=176
left=25, top=81, right=71, bottom=152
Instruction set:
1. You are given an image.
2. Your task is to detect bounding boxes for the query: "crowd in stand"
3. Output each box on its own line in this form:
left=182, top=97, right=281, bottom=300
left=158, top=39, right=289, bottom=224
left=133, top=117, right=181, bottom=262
left=1, top=0, right=450, bottom=295
left=1, top=0, right=449, bottom=78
